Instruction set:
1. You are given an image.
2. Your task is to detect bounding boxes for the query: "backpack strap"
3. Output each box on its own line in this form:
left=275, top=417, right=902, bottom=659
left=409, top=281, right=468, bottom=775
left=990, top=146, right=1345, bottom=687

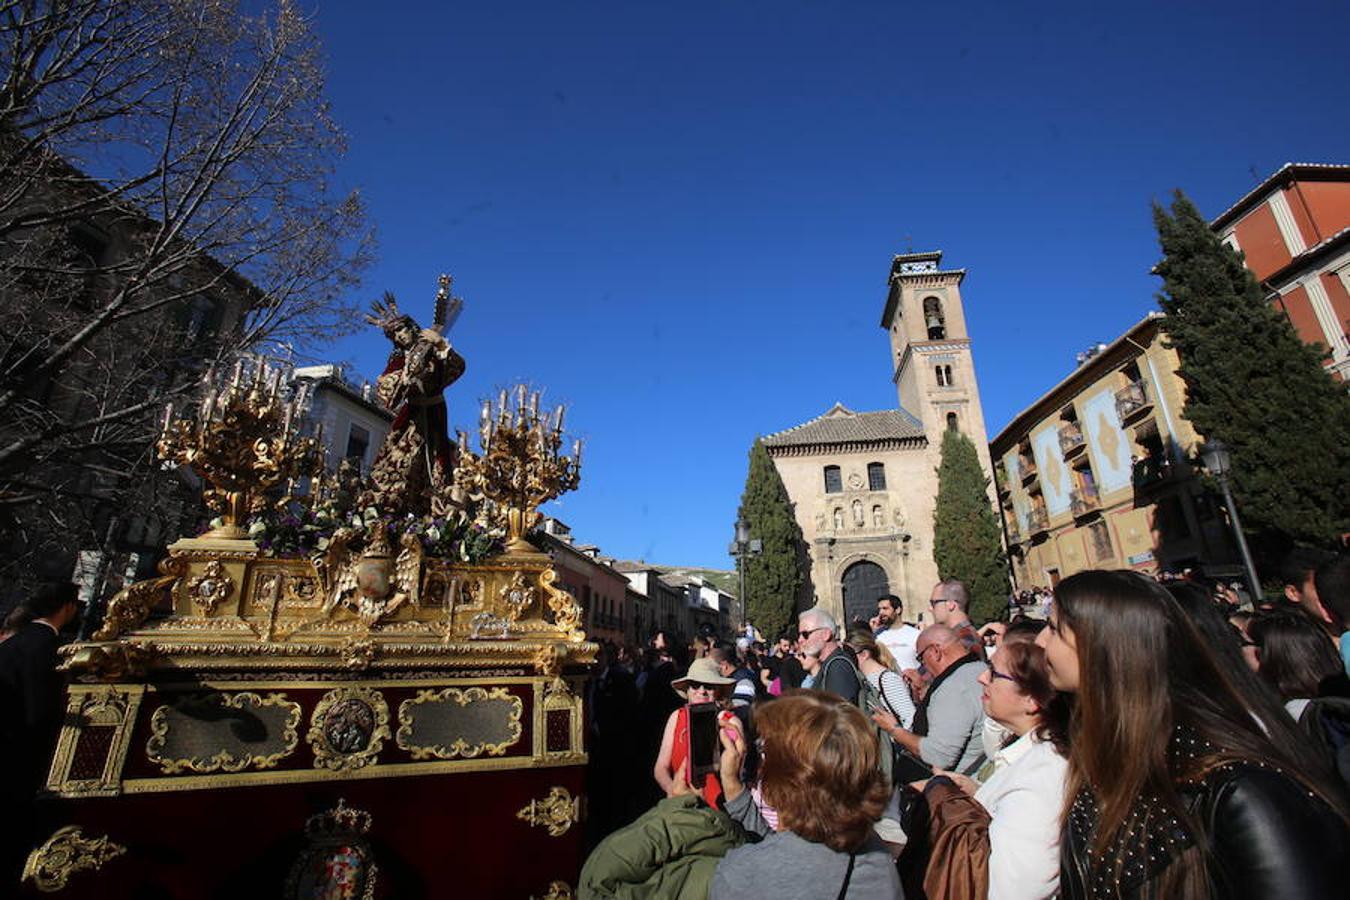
left=836, top=852, right=857, bottom=900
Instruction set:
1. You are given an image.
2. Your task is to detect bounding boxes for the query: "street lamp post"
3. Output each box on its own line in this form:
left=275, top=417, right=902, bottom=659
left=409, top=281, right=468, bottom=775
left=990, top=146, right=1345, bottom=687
left=729, top=514, right=762, bottom=632
left=1199, top=440, right=1262, bottom=604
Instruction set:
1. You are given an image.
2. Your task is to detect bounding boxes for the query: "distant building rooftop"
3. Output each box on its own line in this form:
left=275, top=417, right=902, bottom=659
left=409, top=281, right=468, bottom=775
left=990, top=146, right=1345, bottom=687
left=763, top=402, right=926, bottom=451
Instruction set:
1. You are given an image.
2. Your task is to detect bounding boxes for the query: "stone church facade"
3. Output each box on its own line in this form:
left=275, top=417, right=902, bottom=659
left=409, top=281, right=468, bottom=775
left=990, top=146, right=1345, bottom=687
left=763, top=250, right=994, bottom=627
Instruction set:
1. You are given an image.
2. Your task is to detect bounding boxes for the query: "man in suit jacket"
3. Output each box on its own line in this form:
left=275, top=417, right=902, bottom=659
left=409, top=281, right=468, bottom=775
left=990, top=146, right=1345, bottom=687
left=0, top=581, right=80, bottom=881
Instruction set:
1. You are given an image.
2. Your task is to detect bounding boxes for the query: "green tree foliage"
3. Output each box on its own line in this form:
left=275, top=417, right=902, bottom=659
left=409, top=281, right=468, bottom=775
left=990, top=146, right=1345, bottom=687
left=1153, top=191, right=1350, bottom=548
left=932, top=429, right=1007, bottom=624
left=736, top=440, right=807, bottom=640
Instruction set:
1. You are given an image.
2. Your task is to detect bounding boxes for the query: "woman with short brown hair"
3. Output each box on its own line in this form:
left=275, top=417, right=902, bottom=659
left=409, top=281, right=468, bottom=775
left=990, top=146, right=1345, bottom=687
left=708, top=690, right=899, bottom=898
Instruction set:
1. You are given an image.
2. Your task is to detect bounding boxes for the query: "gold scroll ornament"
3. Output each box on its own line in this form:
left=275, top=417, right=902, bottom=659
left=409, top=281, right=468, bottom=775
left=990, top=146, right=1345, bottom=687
left=516, top=786, right=582, bottom=837
left=23, top=826, right=127, bottom=893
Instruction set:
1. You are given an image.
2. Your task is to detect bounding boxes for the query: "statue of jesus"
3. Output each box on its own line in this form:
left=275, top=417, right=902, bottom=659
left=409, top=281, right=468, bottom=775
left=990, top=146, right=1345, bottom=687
left=360, top=277, right=465, bottom=517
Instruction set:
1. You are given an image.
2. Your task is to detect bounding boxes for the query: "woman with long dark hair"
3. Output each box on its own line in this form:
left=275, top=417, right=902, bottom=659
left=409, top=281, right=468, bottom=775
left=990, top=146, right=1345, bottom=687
left=1039, top=570, right=1349, bottom=899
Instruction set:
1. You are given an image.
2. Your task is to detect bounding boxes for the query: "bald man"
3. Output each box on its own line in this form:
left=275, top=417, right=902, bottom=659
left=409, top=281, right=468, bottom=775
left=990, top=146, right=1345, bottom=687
left=871, top=623, right=987, bottom=774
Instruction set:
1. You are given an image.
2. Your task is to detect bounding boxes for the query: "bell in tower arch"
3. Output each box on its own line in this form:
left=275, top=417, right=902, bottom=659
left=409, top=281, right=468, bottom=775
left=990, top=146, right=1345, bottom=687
left=923, top=296, right=946, bottom=340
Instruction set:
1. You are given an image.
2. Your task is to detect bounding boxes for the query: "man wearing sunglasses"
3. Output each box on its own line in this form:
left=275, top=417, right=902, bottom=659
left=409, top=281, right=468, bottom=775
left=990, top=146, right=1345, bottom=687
left=871, top=623, right=987, bottom=776
left=797, top=607, right=860, bottom=705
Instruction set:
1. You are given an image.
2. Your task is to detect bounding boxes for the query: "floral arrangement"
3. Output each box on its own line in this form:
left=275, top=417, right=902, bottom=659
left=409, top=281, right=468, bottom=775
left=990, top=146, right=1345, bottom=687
left=211, top=503, right=504, bottom=563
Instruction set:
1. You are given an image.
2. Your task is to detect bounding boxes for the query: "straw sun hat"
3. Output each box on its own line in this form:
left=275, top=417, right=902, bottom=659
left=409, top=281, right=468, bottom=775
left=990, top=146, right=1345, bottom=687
left=671, top=657, right=735, bottom=699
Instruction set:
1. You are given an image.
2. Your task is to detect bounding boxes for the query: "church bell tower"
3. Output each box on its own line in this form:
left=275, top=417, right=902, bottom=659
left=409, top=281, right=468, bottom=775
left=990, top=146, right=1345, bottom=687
left=880, top=250, right=994, bottom=471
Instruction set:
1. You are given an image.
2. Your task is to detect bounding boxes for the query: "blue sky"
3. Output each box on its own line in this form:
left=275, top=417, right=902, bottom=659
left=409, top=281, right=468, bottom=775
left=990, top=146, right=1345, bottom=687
left=312, top=0, right=1350, bottom=569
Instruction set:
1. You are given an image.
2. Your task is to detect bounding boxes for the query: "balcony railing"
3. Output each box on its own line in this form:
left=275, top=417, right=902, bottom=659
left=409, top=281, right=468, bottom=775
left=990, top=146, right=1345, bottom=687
left=590, top=612, right=625, bottom=631
left=1027, top=508, right=1049, bottom=534
left=1006, top=522, right=1023, bottom=544
left=1131, top=455, right=1172, bottom=490
left=1114, top=380, right=1152, bottom=422
left=1070, top=487, right=1102, bottom=517
left=1019, top=456, right=1039, bottom=486
left=1058, top=424, right=1086, bottom=457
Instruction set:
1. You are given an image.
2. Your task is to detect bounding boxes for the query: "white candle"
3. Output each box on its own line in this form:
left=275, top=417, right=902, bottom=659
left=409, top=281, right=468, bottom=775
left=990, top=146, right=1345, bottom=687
left=201, top=390, right=216, bottom=423
left=554, top=404, right=565, bottom=434
left=161, top=403, right=174, bottom=434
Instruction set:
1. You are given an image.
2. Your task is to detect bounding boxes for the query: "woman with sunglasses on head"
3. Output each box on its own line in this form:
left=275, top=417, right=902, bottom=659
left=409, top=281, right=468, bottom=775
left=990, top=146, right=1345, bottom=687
left=848, top=626, right=917, bottom=731
left=1038, top=570, right=1350, bottom=899
left=652, top=656, right=736, bottom=805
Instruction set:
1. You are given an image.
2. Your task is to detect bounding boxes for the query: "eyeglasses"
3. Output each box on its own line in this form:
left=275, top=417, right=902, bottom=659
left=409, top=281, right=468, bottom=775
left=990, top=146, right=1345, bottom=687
left=918, top=641, right=950, bottom=660
left=686, top=682, right=717, bottom=692
left=988, top=667, right=1017, bottom=683
left=798, top=626, right=826, bottom=641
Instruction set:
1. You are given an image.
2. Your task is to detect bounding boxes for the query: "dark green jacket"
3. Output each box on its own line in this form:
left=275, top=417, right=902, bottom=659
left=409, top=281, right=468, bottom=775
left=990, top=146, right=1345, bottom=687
left=578, top=795, right=746, bottom=900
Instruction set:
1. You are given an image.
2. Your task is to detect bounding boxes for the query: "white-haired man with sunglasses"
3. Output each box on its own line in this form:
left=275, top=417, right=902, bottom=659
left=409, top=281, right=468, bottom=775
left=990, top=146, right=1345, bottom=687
left=797, top=606, right=860, bottom=705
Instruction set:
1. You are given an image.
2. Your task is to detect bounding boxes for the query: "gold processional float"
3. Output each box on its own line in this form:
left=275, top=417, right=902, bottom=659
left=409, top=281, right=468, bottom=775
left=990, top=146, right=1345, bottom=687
left=24, top=277, right=595, bottom=899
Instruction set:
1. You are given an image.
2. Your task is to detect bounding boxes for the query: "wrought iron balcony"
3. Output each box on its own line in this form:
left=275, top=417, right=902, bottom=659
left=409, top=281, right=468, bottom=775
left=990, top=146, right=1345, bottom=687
left=1027, top=507, right=1049, bottom=535
left=1070, top=487, right=1101, bottom=517
left=1006, top=522, right=1023, bottom=544
left=1114, top=380, right=1153, bottom=422
left=1058, top=424, right=1086, bottom=458
left=1019, top=456, right=1039, bottom=486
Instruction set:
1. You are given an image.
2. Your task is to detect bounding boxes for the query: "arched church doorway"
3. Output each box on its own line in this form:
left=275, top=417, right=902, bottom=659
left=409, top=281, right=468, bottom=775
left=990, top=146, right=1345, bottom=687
left=840, top=560, right=889, bottom=628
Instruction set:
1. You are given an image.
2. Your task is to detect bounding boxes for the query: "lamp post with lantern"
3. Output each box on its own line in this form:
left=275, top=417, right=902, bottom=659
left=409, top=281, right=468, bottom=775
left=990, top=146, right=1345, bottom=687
left=729, top=514, right=762, bottom=633
left=1198, top=439, right=1262, bottom=603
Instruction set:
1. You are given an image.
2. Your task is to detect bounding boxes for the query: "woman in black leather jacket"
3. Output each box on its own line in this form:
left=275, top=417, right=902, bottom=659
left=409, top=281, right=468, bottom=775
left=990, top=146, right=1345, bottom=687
left=1037, top=570, right=1349, bottom=899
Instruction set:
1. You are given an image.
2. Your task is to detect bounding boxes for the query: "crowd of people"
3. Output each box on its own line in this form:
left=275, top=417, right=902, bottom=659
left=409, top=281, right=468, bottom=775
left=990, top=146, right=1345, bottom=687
left=581, top=552, right=1350, bottom=899
left=2, top=551, right=1349, bottom=898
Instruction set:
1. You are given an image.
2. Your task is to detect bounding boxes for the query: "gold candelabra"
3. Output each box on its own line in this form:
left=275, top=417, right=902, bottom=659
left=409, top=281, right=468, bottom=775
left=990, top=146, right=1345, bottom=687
left=157, top=359, right=325, bottom=540
left=456, top=384, right=581, bottom=552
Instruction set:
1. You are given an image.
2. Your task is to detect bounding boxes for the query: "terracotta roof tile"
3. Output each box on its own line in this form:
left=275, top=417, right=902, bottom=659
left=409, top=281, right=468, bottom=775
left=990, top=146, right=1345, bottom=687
left=763, top=402, right=925, bottom=448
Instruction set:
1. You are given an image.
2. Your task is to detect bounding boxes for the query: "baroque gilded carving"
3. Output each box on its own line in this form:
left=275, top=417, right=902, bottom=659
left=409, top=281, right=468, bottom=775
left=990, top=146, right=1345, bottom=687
left=395, top=686, right=523, bottom=760
left=94, top=555, right=188, bottom=640
left=146, top=691, right=301, bottom=774
left=321, top=531, right=422, bottom=627
left=532, top=881, right=575, bottom=900
left=516, top=787, right=582, bottom=838
left=308, top=686, right=391, bottom=771
left=186, top=559, right=234, bottom=614
left=60, top=640, right=158, bottom=681
left=44, top=686, right=144, bottom=796
left=499, top=570, right=538, bottom=620
left=285, top=799, right=378, bottom=900
left=22, top=826, right=127, bottom=893
left=539, top=566, right=583, bottom=639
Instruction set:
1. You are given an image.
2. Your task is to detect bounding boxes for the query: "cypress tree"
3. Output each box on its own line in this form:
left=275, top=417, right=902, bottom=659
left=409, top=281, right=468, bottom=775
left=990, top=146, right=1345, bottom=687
left=932, top=429, right=1008, bottom=624
left=1153, top=191, right=1350, bottom=549
left=736, top=439, right=807, bottom=641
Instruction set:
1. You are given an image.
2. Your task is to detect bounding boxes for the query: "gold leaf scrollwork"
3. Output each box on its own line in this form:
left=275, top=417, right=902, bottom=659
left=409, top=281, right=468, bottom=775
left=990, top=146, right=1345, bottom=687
left=395, top=686, right=523, bottom=760
left=308, top=686, right=391, bottom=771
left=531, top=882, right=575, bottom=900
left=516, top=787, right=581, bottom=838
left=22, top=826, right=127, bottom=893
left=539, top=566, right=583, bottom=639
left=95, top=555, right=188, bottom=640
left=499, top=570, right=538, bottom=620
left=146, top=692, right=301, bottom=774
left=186, top=559, right=234, bottom=614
